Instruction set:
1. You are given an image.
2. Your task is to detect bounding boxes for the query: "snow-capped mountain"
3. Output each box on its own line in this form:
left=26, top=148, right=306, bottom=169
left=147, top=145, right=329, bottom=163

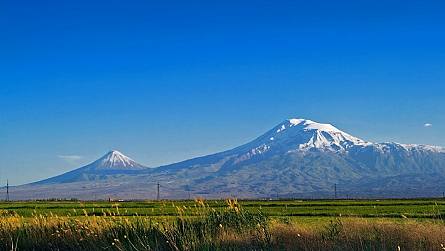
left=10, top=118, right=445, bottom=200
left=32, top=150, right=147, bottom=185
left=87, top=150, right=146, bottom=170
left=232, top=119, right=370, bottom=156
left=230, top=118, right=444, bottom=157
left=149, top=118, right=445, bottom=198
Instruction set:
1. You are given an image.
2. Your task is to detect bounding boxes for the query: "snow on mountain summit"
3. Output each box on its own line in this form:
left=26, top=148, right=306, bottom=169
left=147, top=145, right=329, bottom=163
left=271, top=118, right=370, bottom=150
left=235, top=118, right=371, bottom=158
left=92, top=150, right=146, bottom=170
left=287, top=118, right=342, bottom=133
left=286, top=118, right=369, bottom=149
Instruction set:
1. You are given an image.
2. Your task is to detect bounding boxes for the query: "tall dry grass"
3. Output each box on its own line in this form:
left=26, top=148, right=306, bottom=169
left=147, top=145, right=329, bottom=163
left=271, top=218, right=445, bottom=251
left=1, top=200, right=445, bottom=250
left=0, top=199, right=270, bottom=250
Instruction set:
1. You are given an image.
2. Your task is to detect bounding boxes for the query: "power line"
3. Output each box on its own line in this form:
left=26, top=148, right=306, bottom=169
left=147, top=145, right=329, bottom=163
left=334, top=183, right=337, bottom=200
left=6, top=179, right=9, bottom=202
left=156, top=182, right=160, bottom=201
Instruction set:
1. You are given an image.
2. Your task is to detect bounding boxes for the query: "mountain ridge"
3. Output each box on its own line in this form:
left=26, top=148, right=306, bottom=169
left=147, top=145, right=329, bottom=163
left=9, top=118, right=445, bottom=200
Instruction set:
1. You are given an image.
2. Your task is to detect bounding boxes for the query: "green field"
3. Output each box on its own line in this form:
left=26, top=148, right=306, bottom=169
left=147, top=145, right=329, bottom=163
left=2, top=199, right=445, bottom=219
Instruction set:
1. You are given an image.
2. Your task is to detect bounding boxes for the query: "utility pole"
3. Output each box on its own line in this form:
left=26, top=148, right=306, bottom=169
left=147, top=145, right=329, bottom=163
left=334, top=183, right=337, bottom=200
left=156, top=182, right=160, bottom=201
left=6, top=179, right=9, bottom=202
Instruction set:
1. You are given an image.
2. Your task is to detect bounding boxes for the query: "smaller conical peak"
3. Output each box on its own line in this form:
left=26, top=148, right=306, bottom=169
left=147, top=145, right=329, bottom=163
left=93, top=150, right=146, bottom=170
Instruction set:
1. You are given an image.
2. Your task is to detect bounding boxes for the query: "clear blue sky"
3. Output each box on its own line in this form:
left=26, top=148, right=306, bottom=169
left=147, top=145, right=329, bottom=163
left=1, top=1, right=444, bottom=185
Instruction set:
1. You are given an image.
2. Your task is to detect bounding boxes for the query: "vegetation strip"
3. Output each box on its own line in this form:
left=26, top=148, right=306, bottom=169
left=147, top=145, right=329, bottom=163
left=1, top=199, right=445, bottom=250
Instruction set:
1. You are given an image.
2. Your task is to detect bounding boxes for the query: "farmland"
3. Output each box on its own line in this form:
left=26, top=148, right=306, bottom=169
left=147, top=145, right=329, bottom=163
left=2, top=199, right=445, bottom=218
left=1, top=199, right=445, bottom=250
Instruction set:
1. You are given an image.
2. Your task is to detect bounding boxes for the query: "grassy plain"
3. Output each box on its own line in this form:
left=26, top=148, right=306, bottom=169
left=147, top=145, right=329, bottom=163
left=2, top=199, right=445, bottom=218
left=1, top=199, right=445, bottom=250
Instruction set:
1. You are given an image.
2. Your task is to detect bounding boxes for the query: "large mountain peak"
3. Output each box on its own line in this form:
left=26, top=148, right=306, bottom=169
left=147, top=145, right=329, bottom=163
left=92, top=150, right=146, bottom=170
left=274, top=118, right=369, bottom=149
left=237, top=118, right=370, bottom=157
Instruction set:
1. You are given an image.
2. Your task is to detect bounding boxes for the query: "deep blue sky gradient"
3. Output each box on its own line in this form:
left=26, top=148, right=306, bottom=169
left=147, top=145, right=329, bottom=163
left=1, top=1, right=445, bottom=184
